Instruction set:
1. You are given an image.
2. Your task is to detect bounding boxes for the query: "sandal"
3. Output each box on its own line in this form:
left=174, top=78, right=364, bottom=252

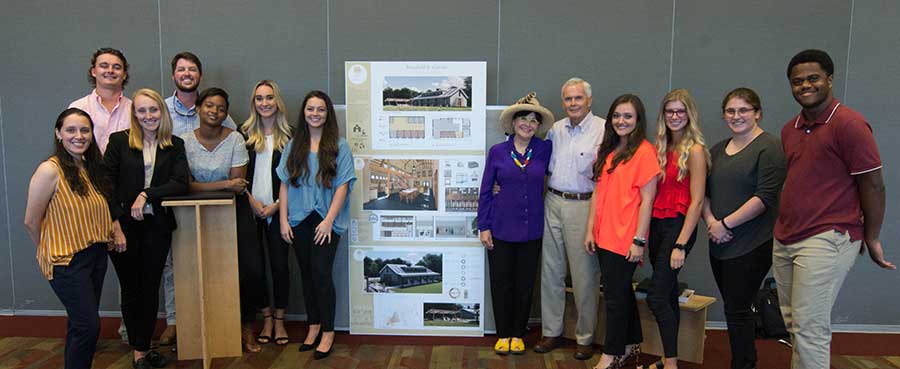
left=243, top=328, right=262, bottom=353
left=256, top=315, right=273, bottom=344
left=273, top=316, right=289, bottom=345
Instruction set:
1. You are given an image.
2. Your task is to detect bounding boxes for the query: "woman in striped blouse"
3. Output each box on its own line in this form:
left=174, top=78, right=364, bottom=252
left=24, top=107, right=126, bottom=369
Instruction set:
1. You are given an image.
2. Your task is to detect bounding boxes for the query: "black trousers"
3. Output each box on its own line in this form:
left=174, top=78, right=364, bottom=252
left=108, top=216, right=171, bottom=351
left=711, top=240, right=773, bottom=369
left=487, top=237, right=541, bottom=338
left=49, top=243, right=107, bottom=369
left=258, top=215, right=290, bottom=309
left=647, top=215, right=697, bottom=358
left=292, top=212, right=340, bottom=331
left=597, top=248, right=642, bottom=355
left=236, top=194, right=266, bottom=322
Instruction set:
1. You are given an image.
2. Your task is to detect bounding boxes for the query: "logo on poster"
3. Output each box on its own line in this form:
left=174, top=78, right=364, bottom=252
left=348, top=64, right=368, bottom=84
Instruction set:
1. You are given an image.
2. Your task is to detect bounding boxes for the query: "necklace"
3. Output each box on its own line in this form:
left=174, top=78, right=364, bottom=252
left=510, top=148, right=532, bottom=172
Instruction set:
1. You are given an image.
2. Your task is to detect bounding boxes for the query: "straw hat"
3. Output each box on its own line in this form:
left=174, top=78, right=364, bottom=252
left=499, top=92, right=555, bottom=138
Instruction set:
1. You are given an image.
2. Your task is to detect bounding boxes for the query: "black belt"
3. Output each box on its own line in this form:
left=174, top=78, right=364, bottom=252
left=548, top=187, right=592, bottom=200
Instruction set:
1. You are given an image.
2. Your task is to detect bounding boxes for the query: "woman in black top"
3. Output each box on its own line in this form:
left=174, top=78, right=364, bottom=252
left=242, top=80, right=293, bottom=346
left=702, top=87, right=785, bottom=369
left=104, top=88, right=190, bottom=368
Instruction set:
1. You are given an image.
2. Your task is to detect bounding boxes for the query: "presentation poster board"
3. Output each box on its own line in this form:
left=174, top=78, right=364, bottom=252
left=345, top=61, right=486, bottom=336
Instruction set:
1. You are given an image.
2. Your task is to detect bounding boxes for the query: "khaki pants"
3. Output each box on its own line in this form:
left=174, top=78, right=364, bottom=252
left=540, top=192, right=601, bottom=345
left=773, top=230, right=858, bottom=369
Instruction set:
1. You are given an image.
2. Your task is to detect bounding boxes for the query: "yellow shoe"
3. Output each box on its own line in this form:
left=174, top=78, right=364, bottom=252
left=510, top=337, right=525, bottom=354
left=494, top=338, right=510, bottom=355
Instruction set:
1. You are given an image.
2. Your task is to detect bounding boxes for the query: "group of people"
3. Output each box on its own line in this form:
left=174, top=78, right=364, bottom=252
left=21, top=47, right=890, bottom=369
left=24, top=49, right=356, bottom=369
left=477, top=49, right=891, bottom=369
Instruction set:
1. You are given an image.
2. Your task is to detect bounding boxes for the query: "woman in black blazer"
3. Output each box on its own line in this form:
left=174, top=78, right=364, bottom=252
left=241, top=80, right=293, bottom=346
left=104, top=88, right=189, bottom=369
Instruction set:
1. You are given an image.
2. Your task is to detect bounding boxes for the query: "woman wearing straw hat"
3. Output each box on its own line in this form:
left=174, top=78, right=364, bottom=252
left=478, top=92, right=553, bottom=355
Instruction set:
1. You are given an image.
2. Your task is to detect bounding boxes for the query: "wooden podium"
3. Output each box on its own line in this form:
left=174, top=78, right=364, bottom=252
left=162, top=192, right=242, bottom=368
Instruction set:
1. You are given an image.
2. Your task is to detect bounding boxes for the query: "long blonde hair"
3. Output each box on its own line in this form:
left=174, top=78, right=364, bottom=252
left=128, top=89, right=174, bottom=150
left=655, top=88, right=710, bottom=181
left=242, top=80, right=291, bottom=153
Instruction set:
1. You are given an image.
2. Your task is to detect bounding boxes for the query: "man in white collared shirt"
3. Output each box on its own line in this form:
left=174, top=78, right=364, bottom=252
left=69, top=48, right=132, bottom=153
left=165, top=51, right=236, bottom=138
left=533, top=78, right=605, bottom=360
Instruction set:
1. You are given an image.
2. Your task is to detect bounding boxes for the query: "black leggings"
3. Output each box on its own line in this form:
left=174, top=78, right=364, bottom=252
left=487, top=237, right=541, bottom=338
left=258, top=215, right=290, bottom=309
left=236, top=194, right=266, bottom=322
left=647, top=215, right=697, bottom=358
left=711, top=240, right=773, bottom=369
left=109, top=217, right=171, bottom=351
left=597, top=248, right=642, bottom=355
left=292, top=212, right=340, bottom=331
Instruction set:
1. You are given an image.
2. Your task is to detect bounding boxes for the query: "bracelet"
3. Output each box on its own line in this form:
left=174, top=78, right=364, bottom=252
left=721, top=218, right=733, bottom=231
left=632, top=236, right=647, bottom=247
left=139, top=192, right=148, bottom=200
left=674, top=243, right=686, bottom=250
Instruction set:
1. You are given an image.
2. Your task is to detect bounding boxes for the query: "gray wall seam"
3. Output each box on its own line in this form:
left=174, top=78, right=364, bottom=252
left=327, top=0, right=331, bottom=96
left=0, top=97, right=14, bottom=312
left=843, top=0, right=855, bottom=103
left=157, top=0, right=165, bottom=93
left=496, top=0, right=502, bottom=104
left=667, top=0, right=676, bottom=91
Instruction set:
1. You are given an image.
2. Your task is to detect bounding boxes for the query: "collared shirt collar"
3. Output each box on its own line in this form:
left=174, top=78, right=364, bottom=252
left=91, top=88, right=123, bottom=112
left=794, top=98, right=841, bottom=129
left=564, top=111, right=595, bottom=133
left=170, top=90, right=197, bottom=117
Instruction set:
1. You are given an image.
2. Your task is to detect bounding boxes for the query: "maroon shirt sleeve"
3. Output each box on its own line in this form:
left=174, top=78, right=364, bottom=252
left=836, top=118, right=882, bottom=175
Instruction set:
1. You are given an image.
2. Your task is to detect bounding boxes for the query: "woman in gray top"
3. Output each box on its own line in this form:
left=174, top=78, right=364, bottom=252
left=702, top=87, right=785, bottom=369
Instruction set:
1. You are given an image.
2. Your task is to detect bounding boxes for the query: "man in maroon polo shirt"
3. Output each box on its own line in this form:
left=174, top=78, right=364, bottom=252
left=774, top=49, right=895, bottom=369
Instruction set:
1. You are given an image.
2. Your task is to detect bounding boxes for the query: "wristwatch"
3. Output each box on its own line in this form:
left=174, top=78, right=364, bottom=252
left=673, top=243, right=686, bottom=250
left=632, top=236, right=647, bottom=247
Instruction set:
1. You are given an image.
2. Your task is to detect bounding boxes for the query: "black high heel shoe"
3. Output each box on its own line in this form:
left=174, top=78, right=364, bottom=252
left=313, top=346, right=331, bottom=360
left=298, top=331, right=321, bottom=352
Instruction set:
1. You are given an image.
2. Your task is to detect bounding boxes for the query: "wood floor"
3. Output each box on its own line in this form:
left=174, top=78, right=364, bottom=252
left=2, top=335, right=899, bottom=369
left=2, top=317, right=899, bottom=368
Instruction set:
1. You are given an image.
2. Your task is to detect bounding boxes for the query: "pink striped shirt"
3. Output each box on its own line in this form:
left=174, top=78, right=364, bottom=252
left=69, top=89, right=132, bottom=153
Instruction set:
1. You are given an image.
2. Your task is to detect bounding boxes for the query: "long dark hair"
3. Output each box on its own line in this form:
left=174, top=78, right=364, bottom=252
left=592, top=94, right=647, bottom=181
left=53, top=108, right=110, bottom=197
left=286, top=90, right=340, bottom=188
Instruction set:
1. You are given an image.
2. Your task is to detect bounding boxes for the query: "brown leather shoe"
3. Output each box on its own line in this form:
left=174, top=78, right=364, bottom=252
left=532, top=336, right=559, bottom=353
left=573, top=344, right=594, bottom=360
left=158, top=325, right=176, bottom=346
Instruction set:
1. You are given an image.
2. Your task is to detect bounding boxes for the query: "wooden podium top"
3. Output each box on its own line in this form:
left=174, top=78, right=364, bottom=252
left=162, top=191, right=235, bottom=207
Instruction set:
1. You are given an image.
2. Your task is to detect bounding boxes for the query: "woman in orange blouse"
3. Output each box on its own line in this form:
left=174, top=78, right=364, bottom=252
left=584, top=94, right=660, bottom=369
left=24, top=108, right=126, bottom=369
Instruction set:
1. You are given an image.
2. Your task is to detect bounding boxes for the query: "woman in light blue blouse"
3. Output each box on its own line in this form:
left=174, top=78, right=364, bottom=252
left=181, top=87, right=264, bottom=353
left=277, top=90, right=355, bottom=360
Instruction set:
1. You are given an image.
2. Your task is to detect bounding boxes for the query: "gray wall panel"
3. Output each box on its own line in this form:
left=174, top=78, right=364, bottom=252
left=1, top=0, right=161, bottom=311
left=0, top=0, right=897, bottom=329
left=499, top=0, right=672, bottom=120
left=836, top=0, right=900, bottom=325
left=159, top=0, right=329, bottom=125
left=670, top=0, right=852, bottom=323
left=329, top=0, right=500, bottom=104
left=0, top=97, right=11, bottom=312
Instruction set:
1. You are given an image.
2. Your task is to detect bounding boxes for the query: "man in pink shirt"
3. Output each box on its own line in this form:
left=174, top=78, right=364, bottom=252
left=69, top=47, right=132, bottom=153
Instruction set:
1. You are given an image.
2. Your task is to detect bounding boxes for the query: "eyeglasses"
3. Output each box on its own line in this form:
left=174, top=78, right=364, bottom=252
left=724, top=107, right=756, bottom=116
left=664, top=109, right=687, bottom=118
